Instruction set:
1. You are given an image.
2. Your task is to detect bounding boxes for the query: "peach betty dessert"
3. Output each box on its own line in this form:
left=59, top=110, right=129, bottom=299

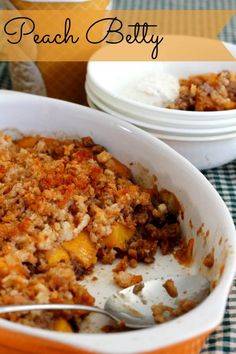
left=0, top=132, right=183, bottom=332
left=167, top=70, right=236, bottom=111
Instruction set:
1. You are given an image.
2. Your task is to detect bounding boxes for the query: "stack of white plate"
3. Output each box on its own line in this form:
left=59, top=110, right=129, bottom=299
left=86, top=46, right=236, bottom=170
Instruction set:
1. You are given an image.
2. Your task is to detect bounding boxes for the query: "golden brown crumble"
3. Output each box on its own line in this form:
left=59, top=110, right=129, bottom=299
left=167, top=70, right=236, bottom=111
left=162, top=279, right=178, bottom=298
left=0, top=132, right=183, bottom=332
left=112, top=256, right=129, bottom=273
left=152, top=299, right=196, bottom=324
left=113, top=271, right=143, bottom=288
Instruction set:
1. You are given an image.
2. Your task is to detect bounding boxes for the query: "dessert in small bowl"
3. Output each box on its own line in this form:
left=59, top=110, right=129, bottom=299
left=86, top=40, right=236, bottom=169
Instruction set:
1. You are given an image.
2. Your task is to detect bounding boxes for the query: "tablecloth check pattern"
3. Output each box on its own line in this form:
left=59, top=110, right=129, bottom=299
left=113, top=1, right=236, bottom=353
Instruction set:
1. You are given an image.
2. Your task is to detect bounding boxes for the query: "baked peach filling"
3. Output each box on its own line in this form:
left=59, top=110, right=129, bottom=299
left=0, top=132, right=183, bottom=332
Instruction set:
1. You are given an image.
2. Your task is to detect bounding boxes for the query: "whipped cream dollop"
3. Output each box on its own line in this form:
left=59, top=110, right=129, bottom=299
left=124, top=72, right=179, bottom=107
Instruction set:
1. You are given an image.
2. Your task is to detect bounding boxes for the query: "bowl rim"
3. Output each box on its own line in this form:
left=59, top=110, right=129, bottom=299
left=0, top=91, right=236, bottom=354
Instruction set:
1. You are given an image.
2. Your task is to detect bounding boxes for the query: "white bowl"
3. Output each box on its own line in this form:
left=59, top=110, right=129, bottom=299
left=87, top=41, right=236, bottom=124
left=87, top=89, right=236, bottom=169
left=86, top=74, right=236, bottom=129
left=86, top=79, right=236, bottom=135
left=0, top=91, right=235, bottom=354
left=159, top=136, right=236, bottom=170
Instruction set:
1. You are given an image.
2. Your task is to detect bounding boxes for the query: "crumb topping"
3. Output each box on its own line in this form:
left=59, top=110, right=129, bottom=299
left=167, top=70, right=236, bottom=111
left=0, top=132, right=183, bottom=331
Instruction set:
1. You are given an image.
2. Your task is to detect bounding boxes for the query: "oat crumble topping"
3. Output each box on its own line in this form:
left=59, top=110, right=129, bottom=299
left=166, top=70, right=236, bottom=111
left=0, top=132, right=182, bottom=332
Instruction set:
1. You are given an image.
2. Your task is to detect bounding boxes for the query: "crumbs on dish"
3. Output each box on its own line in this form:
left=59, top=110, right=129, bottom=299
left=0, top=132, right=184, bottom=332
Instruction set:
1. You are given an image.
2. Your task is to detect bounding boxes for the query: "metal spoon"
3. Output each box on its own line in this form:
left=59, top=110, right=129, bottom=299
left=0, top=275, right=209, bottom=329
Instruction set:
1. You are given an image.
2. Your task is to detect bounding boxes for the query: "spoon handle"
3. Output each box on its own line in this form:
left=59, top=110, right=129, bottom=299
left=0, top=304, right=118, bottom=323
